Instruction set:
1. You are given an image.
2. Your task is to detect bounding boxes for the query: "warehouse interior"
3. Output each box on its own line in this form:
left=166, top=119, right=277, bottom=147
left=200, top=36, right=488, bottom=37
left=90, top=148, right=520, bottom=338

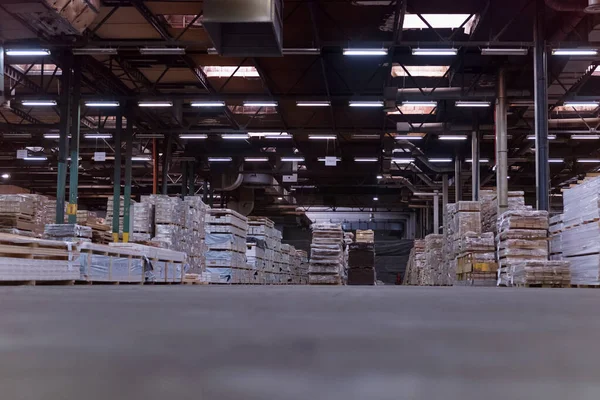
left=2, top=0, right=600, bottom=398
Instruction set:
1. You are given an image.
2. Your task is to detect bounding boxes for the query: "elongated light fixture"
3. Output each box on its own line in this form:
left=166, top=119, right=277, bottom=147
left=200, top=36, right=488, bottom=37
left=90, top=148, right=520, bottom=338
left=395, top=134, right=424, bottom=140
left=571, top=134, right=600, bottom=140
left=140, top=47, right=186, bottom=55
left=466, top=158, right=490, bottom=163
left=283, top=48, right=321, bottom=55
left=428, top=158, right=453, bottom=163
left=349, top=101, right=384, bottom=107
left=191, top=101, right=225, bottom=107
left=73, top=48, right=117, bottom=55
left=221, top=134, right=249, bottom=140
left=439, top=135, right=468, bottom=140
left=412, top=48, right=457, bottom=56
left=136, top=133, right=164, bottom=139
left=455, top=101, right=491, bottom=107
left=281, top=156, right=304, bottom=162
left=244, top=157, right=269, bottom=162
left=354, top=157, right=379, bottom=162
left=85, top=101, right=120, bottom=107
left=549, top=158, right=564, bottom=163
left=132, top=155, right=152, bottom=161
left=552, top=49, right=598, bottom=56
left=578, top=158, right=600, bottom=163
left=402, top=101, right=437, bottom=107
left=24, top=156, right=48, bottom=161
left=44, top=133, right=71, bottom=139
left=563, top=101, right=599, bottom=107
left=22, top=100, right=56, bottom=106
left=84, top=133, right=112, bottom=139
left=481, top=48, right=528, bottom=56
left=309, top=134, right=336, bottom=140
left=265, top=133, right=292, bottom=139
left=180, top=134, right=208, bottom=140
left=138, top=101, right=172, bottom=107
left=391, top=158, right=415, bottom=164
left=6, top=49, right=50, bottom=56
left=343, top=48, right=388, bottom=56
left=243, top=101, right=278, bottom=107
left=296, top=101, right=331, bottom=107
left=527, top=135, right=557, bottom=140
left=208, top=157, right=233, bottom=162
left=318, top=157, right=341, bottom=162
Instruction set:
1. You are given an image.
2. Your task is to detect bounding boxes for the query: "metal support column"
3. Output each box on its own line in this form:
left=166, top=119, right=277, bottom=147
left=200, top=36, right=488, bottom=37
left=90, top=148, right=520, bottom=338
left=161, top=135, right=173, bottom=195
left=496, top=68, right=509, bottom=215
left=122, top=108, right=133, bottom=243
left=56, top=54, right=71, bottom=223
left=152, top=138, right=158, bottom=194
left=67, top=58, right=81, bottom=224
left=471, top=120, right=480, bottom=201
left=188, top=162, right=195, bottom=195
left=442, top=174, right=449, bottom=234
left=0, top=44, right=4, bottom=104
left=433, top=191, right=440, bottom=234
left=534, top=0, right=549, bottom=211
left=454, top=156, right=462, bottom=202
left=112, top=110, right=122, bottom=242
left=181, top=161, right=188, bottom=198
left=203, top=180, right=208, bottom=203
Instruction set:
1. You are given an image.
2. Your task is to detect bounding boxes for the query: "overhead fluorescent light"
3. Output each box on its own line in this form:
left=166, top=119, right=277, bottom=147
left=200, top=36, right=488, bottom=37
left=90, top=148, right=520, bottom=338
left=428, top=158, right=453, bottom=163
left=439, top=135, right=468, bottom=140
left=318, top=157, right=341, bottom=162
left=73, top=48, right=118, bottom=55
left=549, top=158, right=564, bottom=163
left=373, top=197, right=379, bottom=201
left=22, top=100, right=56, bottom=106
left=132, top=155, right=152, bottom=161
left=376, top=175, right=384, bottom=179
left=1, top=174, right=9, bottom=179
left=265, top=133, right=292, bottom=139
left=563, top=101, right=599, bottom=108
left=343, top=48, right=388, bottom=56
left=202, top=66, right=260, bottom=78
left=4, top=133, right=32, bottom=139
left=296, top=101, right=331, bottom=107
left=391, top=158, right=415, bottom=164
left=481, top=48, right=528, bottom=56
left=395, top=134, right=424, bottom=140
left=208, top=157, right=232, bottom=162
left=84, top=133, right=112, bottom=139
left=354, top=157, right=379, bottom=162
left=482, top=134, right=513, bottom=140
left=84, top=101, right=120, bottom=107
left=391, top=65, right=449, bottom=78
left=136, top=133, right=164, bottom=139
left=466, top=158, right=490, bottom=163
left=412, top=48, right=458, bottom=56
left=43, top=133, right=63, bottom=139
left=243, top=101, right=278, bottom=107
left=180, top=134, right=208, bottom=140
left=352, top=134, right=381, bottom=140
left=6, top=49, right=50, bottom=56
left=309, top=134, right=336, bottom=140
left=527, top=135, right=557, bottom=140
left=283, top=48, right=321, bottom=55
left=349, top=101, right=384, bottom=107
left=221, top=134, right=249, bottom=140
left=552, top=49, right=598, bottom=56
left=455, top=101, right=491, bottom=107
left=24, top=156, right=48, bottom=161
left=577, top=158, right=600, bottom=163
left=190, top=101, right=225, bottom=107
left=402, top=101, right=437, bottom=107
left=571, top=134, right=600, bottom=140
left=140, top=47, right=186, bottom=55
left=138, top=101, right=173, bottom=107
left=281, top=157, right=305, bottom=162
left=244, top=157, right=269, bottom=162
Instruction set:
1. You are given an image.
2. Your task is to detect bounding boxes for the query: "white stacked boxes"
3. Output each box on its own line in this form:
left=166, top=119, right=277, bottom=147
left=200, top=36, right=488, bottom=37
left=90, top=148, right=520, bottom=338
left=309, top=222, right=344, bottom=285
left=206, top=208, right=248, bottom=284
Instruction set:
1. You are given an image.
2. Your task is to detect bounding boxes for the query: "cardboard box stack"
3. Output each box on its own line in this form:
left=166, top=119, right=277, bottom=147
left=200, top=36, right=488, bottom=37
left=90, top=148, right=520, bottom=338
left=404, top=239, right=425, bottom=285
left=309, top=222, right=344, bottom=285
left=206, top=208, right=249, bottom=284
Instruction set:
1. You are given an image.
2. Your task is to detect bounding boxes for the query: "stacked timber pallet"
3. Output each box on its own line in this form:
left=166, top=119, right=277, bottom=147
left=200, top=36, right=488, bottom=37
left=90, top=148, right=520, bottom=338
left=355, top=229, right=374, bottom=243
left=347, top=242, right=376, bottom=285
left=549, top=214, right=564, bottom=261
left=309, top=222, right=344, bottom=285
left=423, top=234, right=444, bottom=285
left=182, top=196, right=208, bottom=276
left=505, top=260, right=571, bottom=287
left=44, top=224, right=92, bottom=242
left=247, top=217, right=278, bottom=284
left=455, top=232, right=497, bottom=286
left=404, top=239, right=425, bottom=285
left=0, top=195, right=45, bottom=236
left=150, top=196, right=184, bottom=250
left=131, top=202, right=154, bottom=242
left=246, top=238, right=267, bottom=283
left=480, top=190, right=527, bottom=234
left=106, top=197, right=136, bottom=235
left=296, top=249, right=309, bottom=284
left=444, top=201, right=482, bottom=285
left=206, top=208, right=249, bottom=284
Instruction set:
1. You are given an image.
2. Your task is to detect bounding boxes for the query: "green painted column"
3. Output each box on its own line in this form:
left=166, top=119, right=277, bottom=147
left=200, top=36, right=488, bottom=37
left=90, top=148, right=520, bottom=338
left=56, top=53, right=71, bottom=223
left=112, top=111, right=122, bottom=242
left=122, top=108, right=133, bottom=243
left=67, top=57, right=81, bottom=224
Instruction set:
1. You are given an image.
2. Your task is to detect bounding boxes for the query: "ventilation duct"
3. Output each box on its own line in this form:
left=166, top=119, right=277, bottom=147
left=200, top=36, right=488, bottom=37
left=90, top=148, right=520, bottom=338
left=203, top=0, right=283, bottom=56
left=1, top=0, right=100, bottom=36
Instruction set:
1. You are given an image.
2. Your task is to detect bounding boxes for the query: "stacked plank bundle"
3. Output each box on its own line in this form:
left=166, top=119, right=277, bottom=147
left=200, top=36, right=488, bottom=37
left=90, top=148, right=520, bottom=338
left=247, top=217, right=279, bottom=284
left=182, top=196, right=209, bottom=276
left=444, top=201, right=482, bottom=284
left=106, top=197, right=137, bottom=237
left=549, top=214, right=564, bottom=261
left=557, top=176, right=600, bottom=285
left=455, top=232, right=497, bottom=286
left=404, top=239, right=425, bottom=285
left=309, top=222, right=345, bottom=285
left=356, top=229, right=374, bottom=243
left=497, top=210, right=570, bottom=287
left=296, top=249, right=309, bottom=284
left=347, top=242, right=376, bottom=285
left=206, top=208, right=249, bottom=284
left=423, top=234, right=444, bottom=285
left=0, top=195, right=45, bottom=236
left=44, top=224, right=92, bottom=242
left=131, top=202, right=154, bottom=243
left=480, top=190, right=526, bottom=234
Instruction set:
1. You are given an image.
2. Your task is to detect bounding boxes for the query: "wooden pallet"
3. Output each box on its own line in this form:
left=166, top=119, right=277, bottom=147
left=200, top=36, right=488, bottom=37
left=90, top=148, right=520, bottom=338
left=0, top=280, right=75, bottom=286
left=514, top=284, right=570, bottom=288
left=571, top=284, right=600, bottom=289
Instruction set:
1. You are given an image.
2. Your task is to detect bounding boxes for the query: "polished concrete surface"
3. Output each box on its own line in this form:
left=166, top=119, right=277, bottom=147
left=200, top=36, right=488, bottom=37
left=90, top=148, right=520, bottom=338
left=1, top=285, right=599, bottom=400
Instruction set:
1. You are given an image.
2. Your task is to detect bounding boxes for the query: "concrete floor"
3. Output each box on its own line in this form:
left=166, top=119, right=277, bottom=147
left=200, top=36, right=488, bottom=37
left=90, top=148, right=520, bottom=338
left=1, top=286, right=599, bottom=400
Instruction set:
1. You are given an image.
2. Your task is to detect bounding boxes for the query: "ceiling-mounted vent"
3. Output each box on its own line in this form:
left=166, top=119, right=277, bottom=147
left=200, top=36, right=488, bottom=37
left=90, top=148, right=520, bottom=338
left=203, top=0, right=283, bottom=57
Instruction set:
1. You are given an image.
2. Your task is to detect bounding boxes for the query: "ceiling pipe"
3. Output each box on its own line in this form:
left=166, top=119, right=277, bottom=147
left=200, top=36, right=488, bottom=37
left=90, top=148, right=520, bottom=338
left=395, top=87, right=531, bottom=101
left=406, top=164, right=441, bottom=188
left=402, top=141, right=455, bottom=173
left=544, top=0, right=587, bottom=12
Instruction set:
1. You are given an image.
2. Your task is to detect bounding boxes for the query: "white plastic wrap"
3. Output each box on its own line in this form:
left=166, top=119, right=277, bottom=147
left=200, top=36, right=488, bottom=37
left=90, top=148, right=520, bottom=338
left=563, top=176, right=600, bottom=227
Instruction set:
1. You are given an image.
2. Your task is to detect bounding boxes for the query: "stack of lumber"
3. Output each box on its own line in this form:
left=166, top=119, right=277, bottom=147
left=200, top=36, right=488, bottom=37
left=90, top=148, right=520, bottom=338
left=44, top=224, right=92, bottom=242
left=347, top=242, right=376, bottom=285
left=549, top=214, right=564, bottom=261
left=205, top=208, right=249, bottom=284
left=455, top=232, right=497, bottom=286
left=444, top=201, right=482, bottom=285
left=246, top=238, right=267, bottom=283
left=0, top=233, right=80, bottom=283
left=309, top=222, right=344, bottom=285
left=296, top=249, right=309, bottom=284
left=106, top=197, right=136, bottom=235
left=150, top=196, right=184, bottom=250
left=502, top=260, right=571, bottom=287
left=108, top=243, right=187, bottom=283
left=404, top=239, right=425, bottom=285
left=355, top=229, right=374, bottom=243
left=480, top=190, right=527, bottom=234
left=0, top=195, right=44, bottom=236
left=131, top=202, right=154, bottom=242
left=423, top=234, right=444, bottom=285
left=557, top=176, right=600, bottom=285
left=182, top=196, right=208, bottom=276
